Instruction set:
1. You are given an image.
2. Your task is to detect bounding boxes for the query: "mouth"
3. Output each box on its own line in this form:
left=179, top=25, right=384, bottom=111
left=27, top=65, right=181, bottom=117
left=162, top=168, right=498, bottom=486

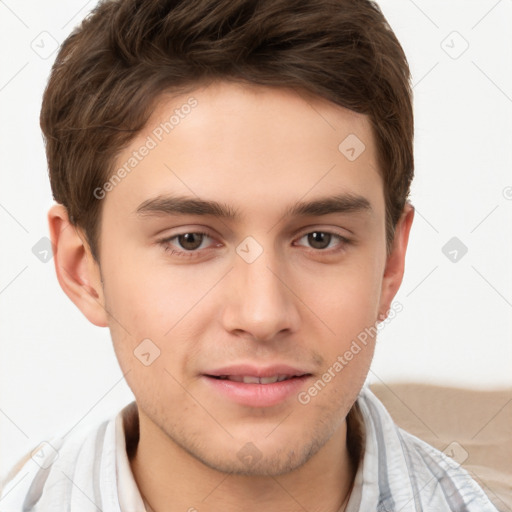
left=202, top=365, right=312, bottom=407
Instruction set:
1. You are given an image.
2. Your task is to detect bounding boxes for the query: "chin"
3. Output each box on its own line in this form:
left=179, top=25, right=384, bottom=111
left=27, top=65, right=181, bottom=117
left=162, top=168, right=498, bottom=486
left=187, top=433, right=327, bottom=477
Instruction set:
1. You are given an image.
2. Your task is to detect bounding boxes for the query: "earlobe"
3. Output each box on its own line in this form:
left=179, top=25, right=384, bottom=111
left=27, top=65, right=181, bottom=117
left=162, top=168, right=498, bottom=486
left=378, top=202, right=415, bottom=320
left=47, top=204, right=108, bottom=327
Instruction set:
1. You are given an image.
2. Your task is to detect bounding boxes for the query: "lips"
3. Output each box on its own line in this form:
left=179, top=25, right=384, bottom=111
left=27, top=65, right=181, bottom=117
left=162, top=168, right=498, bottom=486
left=202, top=364, right=312, bottom=407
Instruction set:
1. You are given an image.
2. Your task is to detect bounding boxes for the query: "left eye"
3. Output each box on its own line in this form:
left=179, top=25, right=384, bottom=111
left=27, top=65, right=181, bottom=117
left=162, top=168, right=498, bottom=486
left=295, top=231, right=347, bottom=250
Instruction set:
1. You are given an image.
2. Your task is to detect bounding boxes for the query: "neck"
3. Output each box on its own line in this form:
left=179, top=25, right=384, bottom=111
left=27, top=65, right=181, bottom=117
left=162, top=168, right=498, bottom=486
left=129, top=408, right=361, bottom=512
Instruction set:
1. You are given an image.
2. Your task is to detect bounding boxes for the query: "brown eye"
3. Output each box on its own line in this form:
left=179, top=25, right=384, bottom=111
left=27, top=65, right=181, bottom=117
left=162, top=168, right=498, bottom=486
left=177, top=233, right=205, bottom=250
left=294, top=230, right=351, bottom=253
left=307, top=232, right=332, bottom=250
left=159, top=231, right=214, bottom=256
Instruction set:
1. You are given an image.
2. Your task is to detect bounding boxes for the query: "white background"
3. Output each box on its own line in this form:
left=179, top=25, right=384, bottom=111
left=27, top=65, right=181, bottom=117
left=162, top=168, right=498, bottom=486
left=1, top=0, right=511, bottom=481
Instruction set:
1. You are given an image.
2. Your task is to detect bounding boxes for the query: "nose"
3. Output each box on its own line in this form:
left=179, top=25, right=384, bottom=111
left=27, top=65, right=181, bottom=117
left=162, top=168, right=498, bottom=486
left=221, top=244, right=301, bottom=342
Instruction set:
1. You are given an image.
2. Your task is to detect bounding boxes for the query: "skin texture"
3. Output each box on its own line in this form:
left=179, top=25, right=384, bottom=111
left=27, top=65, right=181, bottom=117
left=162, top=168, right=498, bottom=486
left=48, top=81, right=414, bottom=512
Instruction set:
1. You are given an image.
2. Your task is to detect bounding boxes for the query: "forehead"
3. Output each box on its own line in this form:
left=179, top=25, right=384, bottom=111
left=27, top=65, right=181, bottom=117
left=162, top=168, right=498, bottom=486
left=102, top=81, right=384, bottom=226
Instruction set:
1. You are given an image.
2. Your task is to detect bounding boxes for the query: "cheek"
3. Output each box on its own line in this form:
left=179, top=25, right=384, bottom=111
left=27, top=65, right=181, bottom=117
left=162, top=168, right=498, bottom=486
left=100, top=255, right=210, bottom=381
left=102, top=252, right=201, bottom=333
left=292, top=255, right=384, bottom=393
left=298, top=257, right=382, bottom=333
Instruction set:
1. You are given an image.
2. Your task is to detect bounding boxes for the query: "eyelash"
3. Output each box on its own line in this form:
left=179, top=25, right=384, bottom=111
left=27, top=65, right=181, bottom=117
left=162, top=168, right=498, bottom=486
left=158, top=230, right=352, bottom=259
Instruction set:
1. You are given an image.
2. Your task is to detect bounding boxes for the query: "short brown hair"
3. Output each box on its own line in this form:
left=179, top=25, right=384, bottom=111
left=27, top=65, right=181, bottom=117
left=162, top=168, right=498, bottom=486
left=41, top=0, right=413, bottom=262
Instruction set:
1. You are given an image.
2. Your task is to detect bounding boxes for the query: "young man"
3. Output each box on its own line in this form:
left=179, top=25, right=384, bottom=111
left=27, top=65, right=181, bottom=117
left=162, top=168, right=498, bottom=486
left=0, top=0, right=499, bottom=511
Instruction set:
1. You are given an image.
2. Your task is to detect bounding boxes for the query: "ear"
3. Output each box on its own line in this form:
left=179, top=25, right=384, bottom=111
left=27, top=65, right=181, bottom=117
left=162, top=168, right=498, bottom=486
left=377, top=201, right=415, bottom=320
left=48, top=204, right=108, bottom=327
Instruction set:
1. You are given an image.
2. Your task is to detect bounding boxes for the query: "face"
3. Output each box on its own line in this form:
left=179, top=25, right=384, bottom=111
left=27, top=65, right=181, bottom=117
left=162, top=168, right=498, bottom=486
left=91, top=81, right=394, bottom=475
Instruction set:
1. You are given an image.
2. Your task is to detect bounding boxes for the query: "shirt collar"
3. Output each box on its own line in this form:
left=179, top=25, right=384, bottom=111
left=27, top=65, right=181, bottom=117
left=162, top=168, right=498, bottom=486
left=116, top=401, right=147, bottom=511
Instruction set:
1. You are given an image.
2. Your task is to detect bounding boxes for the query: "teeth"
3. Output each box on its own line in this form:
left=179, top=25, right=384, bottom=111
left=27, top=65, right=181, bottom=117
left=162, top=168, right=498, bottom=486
left=259, top=376, right=279, bottom=384
left=213, top=375, right=295, bottom=383
left=242, top=376, right=261, bottom=384
left=229, top=375, right=292, bottom=384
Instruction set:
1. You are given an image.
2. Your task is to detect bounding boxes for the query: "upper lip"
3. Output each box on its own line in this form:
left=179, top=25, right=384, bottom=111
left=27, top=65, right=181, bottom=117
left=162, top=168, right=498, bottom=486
left=204, top=364, right=311, bottom=378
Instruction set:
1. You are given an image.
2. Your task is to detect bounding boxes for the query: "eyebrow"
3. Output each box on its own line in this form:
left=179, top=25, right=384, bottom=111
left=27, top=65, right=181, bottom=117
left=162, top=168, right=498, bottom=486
left=135, top=193, right=372, bottom=220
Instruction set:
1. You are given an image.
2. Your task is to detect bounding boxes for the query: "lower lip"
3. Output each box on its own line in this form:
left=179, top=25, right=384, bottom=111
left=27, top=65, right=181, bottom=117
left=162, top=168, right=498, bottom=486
left=202, top=375, right=311, bottom=408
